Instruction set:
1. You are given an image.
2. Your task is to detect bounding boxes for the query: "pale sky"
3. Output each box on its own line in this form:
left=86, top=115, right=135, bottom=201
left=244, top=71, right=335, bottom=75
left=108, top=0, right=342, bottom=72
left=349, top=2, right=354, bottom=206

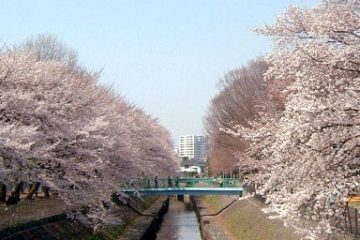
left=0, top=0, right=319, bottom=144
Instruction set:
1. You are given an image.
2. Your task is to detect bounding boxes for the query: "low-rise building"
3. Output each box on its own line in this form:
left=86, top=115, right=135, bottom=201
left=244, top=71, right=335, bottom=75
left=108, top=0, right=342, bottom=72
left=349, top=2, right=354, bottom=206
left=180, top=159, right=206, bottom=175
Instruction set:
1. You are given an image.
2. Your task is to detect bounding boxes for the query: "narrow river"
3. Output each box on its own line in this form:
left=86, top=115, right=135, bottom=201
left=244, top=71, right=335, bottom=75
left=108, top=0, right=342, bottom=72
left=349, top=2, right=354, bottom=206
left=156, top=196, right=202, bottom=240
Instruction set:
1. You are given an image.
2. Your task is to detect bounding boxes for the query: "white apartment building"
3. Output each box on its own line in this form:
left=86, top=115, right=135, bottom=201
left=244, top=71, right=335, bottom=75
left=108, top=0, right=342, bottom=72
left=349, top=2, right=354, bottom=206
left=178, top=134, right=208, bottom=162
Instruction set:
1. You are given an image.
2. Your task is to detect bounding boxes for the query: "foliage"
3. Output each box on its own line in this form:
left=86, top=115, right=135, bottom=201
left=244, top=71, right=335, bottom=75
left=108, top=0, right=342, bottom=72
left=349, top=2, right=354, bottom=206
left=207, top=0, right=360, bottom=237
left=241, top=0, right=359, bottom=237
left=204, top=59, right=276, bottom=172
left=0, top=36, right=179, bottom=227
left=18, top=34, right=80, bottom=71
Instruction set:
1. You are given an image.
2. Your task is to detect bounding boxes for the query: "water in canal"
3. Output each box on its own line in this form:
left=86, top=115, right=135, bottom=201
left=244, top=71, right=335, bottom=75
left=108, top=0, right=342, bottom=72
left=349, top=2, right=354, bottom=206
left=156, top=196, right=202, bottom=240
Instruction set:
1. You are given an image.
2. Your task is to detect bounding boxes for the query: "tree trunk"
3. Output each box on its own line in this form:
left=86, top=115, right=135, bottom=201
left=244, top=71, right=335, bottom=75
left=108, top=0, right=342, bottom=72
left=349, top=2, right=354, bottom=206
left=26, top=182, right=40, bottom=200
left=13, top=181, right=24, bottom=201
left=44, top=187, right=50, bottom=198
left=0, top=184, right=6, bottom=203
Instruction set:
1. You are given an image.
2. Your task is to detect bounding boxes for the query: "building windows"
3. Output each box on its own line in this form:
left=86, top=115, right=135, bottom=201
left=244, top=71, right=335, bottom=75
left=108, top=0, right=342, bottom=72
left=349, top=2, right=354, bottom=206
left=178, top=134, right=208, bottom=162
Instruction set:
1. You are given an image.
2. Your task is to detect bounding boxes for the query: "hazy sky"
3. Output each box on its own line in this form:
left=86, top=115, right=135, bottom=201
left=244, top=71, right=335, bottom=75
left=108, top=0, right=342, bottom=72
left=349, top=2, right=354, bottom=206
left=0, top=0, right=318, bottom=144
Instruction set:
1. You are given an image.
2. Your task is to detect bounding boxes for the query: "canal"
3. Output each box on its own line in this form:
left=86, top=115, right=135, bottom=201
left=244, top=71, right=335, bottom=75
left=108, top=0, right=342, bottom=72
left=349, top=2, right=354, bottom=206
left=156, top=196, right=201, bottom=240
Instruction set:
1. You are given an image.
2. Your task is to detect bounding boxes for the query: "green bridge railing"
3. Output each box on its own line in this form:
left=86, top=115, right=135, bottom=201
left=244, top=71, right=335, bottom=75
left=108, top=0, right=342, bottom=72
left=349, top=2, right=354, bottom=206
left=120, top=177, right=240, bottom=190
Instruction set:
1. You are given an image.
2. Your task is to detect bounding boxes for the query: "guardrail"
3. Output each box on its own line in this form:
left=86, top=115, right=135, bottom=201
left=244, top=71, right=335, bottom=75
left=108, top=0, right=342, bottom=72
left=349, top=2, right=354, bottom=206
left=120, top=178, right=240, bottom=189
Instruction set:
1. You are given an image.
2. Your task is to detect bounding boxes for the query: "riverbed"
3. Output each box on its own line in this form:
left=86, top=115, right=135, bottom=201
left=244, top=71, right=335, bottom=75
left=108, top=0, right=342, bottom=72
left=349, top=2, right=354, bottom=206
left=156, top=196, right=201, bottom=240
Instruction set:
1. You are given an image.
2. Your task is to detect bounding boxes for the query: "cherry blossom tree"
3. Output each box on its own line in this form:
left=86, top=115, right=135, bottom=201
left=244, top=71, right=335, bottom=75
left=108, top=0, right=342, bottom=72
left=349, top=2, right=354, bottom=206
left=204, top=59, right=282, bottom=173
left=228, top=0, right=360, bottom=237
left=0, top=38, right=179, bottom=227
left=18, top=34, right=80, bottom=71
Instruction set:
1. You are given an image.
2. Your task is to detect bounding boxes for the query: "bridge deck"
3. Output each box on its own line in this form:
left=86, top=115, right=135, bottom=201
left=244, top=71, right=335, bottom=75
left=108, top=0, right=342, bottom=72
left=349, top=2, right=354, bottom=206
left=121, top=187, right=243, bottom=196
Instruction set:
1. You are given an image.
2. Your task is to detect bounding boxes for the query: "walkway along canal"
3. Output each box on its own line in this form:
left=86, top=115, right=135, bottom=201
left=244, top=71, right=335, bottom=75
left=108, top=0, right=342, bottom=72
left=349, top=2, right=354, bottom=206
left=156, top=196, right=201, bottom=240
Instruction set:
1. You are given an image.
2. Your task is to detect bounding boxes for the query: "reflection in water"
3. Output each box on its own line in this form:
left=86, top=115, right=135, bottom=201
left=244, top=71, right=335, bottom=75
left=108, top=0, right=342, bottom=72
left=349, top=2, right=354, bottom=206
left=156, top=196, right=202, bottom=240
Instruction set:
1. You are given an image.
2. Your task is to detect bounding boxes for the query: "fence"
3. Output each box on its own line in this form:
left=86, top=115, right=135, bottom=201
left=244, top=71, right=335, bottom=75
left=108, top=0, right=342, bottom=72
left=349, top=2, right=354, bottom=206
left=344, top=201, right=360, bottom=237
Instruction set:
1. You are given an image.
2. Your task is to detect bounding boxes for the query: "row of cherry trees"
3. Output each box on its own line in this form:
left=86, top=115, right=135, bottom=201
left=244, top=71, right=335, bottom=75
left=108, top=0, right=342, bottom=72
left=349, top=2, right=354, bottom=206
left=206, top=0, right=359, bottom=238
left=205, top=59, right=273, bottom=172
left=0, top=35, right=179, bottom=226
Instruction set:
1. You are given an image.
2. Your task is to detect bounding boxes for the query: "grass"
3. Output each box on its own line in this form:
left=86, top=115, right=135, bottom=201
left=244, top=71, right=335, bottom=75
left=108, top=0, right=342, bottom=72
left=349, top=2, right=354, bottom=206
left=87, top=224, right=127, bottom=240
left=0, top=196, right=67, bottom=230
left=202, top=195, right=299, bottom=240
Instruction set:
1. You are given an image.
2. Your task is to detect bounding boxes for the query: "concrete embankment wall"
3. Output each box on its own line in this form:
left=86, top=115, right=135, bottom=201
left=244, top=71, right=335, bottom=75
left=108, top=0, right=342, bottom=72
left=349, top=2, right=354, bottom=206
left=192, top=196, right=230, bottom=240
left=117, top=196, right=169, bottom=240
left=0, top=196, right=169, bottom=240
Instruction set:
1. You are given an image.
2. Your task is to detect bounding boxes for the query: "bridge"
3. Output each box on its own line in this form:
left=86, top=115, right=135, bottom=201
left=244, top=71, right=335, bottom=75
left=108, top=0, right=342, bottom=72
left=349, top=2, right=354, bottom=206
left=120, top=177, right=243, bottom=196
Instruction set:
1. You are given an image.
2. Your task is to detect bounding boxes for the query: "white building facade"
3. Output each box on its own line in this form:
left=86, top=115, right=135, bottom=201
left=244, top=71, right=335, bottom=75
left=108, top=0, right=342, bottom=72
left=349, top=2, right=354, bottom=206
left=178, top=134, right=208, bottom=162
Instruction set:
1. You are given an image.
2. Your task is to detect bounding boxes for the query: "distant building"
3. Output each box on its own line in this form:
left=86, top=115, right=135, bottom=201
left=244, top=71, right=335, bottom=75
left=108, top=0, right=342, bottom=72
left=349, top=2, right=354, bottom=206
left=180, top=159, right=206, bottom=174
left=178, top=134, right=208, bottom=162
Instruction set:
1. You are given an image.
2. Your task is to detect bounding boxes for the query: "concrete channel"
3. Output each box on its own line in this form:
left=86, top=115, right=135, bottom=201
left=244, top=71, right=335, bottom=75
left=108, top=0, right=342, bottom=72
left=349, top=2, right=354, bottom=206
left=135, top=195, right=229, bottom=240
